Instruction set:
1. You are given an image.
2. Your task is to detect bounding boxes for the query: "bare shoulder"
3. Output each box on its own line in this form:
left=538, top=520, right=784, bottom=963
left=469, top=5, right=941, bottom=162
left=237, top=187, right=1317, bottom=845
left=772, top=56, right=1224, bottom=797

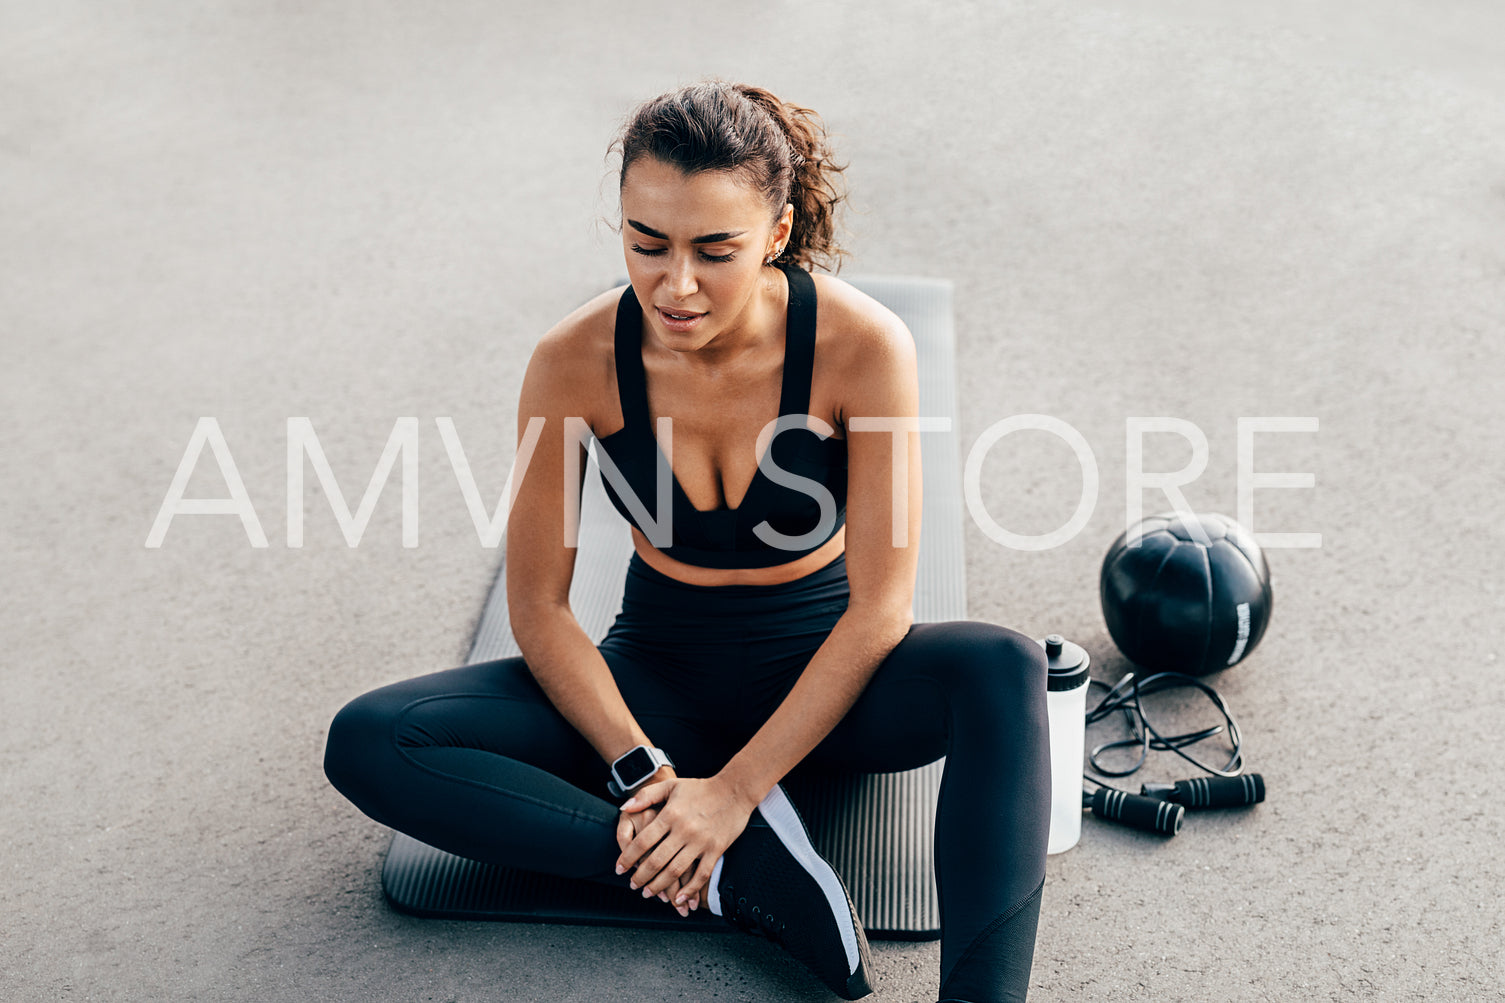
left=809, top=274, right=918, bottom=419
left=810, top=273, right=916, bottom=367
left=521, top=285, right=625, bottom=424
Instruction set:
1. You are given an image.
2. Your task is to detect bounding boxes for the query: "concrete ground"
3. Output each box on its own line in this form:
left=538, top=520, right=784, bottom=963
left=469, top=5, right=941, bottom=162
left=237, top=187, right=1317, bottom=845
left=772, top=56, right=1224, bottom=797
left=4, top=1, right=1503, bottom=1000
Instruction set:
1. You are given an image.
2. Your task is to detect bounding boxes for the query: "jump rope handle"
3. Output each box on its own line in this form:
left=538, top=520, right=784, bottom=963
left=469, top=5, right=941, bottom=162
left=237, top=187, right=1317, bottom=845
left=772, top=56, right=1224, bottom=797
left=1085, top=788, right=1184, bottom=836
left=1141, top=774, right=1266, bottom=809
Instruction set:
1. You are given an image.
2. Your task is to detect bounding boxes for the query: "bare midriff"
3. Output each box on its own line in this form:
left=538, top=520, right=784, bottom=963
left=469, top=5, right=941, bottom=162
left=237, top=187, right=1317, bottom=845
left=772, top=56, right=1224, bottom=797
left=630, top=523, right=847, bottom=587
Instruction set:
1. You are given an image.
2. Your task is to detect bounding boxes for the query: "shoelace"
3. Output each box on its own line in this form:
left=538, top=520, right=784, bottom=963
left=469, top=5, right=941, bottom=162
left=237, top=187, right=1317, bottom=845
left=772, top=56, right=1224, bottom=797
left=720, top=881, right=789, bottom=943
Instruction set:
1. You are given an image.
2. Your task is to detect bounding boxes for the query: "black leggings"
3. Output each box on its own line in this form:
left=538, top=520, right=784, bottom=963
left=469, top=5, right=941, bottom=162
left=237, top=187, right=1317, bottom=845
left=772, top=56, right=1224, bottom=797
left=324, top=552, right=1050, bottom=1002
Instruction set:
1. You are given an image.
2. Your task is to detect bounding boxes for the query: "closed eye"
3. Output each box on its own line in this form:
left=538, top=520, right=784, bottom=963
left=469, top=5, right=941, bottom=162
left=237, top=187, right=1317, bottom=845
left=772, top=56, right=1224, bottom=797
left=631, top=244, right=737, bottom=264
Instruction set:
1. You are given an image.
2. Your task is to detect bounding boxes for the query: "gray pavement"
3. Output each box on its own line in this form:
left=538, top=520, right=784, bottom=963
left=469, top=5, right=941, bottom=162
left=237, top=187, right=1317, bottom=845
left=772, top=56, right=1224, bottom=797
left=3, top=2, right=1503, bottom=1000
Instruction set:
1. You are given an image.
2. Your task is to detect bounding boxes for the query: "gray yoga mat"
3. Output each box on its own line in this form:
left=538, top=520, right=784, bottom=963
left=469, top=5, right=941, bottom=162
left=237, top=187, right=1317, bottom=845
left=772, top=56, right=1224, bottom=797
left=383, top=275, right=961, bottom=939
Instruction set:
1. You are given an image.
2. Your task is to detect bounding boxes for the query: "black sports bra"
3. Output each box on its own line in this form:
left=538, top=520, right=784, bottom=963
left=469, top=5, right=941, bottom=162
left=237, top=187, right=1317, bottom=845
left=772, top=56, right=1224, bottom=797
left=593, top=265, right=849, bottom=569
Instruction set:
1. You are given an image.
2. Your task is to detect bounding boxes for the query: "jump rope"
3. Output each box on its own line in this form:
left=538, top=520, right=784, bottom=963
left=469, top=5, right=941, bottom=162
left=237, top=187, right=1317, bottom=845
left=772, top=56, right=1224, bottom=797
left=1077, top=670, right=1266, bottom=838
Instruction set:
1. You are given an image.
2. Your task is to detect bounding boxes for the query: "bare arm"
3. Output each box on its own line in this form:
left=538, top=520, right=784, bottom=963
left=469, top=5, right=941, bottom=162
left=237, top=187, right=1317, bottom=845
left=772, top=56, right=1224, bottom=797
left=506, top=314, right=670, bottom=777
left=510, top=313, right=692, bottom=912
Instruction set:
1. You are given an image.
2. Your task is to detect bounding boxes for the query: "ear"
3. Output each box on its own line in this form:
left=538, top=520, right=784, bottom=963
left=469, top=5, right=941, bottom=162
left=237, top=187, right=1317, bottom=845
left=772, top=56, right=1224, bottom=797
left=773, top=202, right=794, bottom=247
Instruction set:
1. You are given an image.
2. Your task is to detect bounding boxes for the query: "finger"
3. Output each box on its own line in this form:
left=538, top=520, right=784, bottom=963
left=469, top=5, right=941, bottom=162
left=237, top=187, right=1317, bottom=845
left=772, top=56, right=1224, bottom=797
left=679, top=852, right=721, bottom=907
left=624, top=806, right=656, bottom=847
left=632, top=839, right=681, bottom=894
left=625, top=814, right=670, bottom=863
left=620, top=778, right=672, bottom=813
left=643, top=811, right=710, bottom=897
left=631, top=827, right=691, bottom=894
left=670, top=872, right=692, bottom=917
left=665, top=867, right=699, bottom=912
left=615, top=816, right=670, bottom=879
left=615, top=812, right=633, bottom=853
left=646, top=853, right=693, bottom=899
left=651, top=870, right=688, bottom=916
left=649, top=833, right=709, bottom=899
left=637, top=842, right=693, bottom=898
left=671, top=859, right=699, bottom=906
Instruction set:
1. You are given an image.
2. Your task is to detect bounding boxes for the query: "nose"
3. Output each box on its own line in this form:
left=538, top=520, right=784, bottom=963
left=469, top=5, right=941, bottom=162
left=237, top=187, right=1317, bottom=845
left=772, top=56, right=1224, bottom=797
left=664, top=252, right=698, bottom=301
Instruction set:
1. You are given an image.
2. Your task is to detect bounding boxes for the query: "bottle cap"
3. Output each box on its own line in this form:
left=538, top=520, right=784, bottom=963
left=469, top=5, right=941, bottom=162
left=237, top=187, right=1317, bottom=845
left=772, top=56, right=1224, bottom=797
left=1038, top=633, right=1091, bottom=691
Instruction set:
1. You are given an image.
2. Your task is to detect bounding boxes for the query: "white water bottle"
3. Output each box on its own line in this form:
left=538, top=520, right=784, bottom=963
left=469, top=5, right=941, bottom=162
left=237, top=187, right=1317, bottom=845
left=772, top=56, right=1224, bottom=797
left=1038, top=634, right=1091, bottom=854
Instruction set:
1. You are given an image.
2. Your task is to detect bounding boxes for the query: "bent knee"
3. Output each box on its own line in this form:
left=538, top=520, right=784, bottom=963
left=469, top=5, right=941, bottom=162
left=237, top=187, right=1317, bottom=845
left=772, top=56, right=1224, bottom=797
left=323, top=687, right=407, bottom=795
left=922, top=620, right=1047, bottom=702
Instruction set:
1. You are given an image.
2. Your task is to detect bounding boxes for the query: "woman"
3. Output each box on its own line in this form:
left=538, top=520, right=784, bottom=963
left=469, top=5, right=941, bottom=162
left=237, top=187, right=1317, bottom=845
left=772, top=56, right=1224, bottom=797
left=324, top=81, right=1050, bottom=1003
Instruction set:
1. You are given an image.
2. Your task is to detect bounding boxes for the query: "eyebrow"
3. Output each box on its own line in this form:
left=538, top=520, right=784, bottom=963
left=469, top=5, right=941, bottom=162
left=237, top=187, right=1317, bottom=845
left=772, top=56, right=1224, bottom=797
left=626, top=219, right=747, bottom=244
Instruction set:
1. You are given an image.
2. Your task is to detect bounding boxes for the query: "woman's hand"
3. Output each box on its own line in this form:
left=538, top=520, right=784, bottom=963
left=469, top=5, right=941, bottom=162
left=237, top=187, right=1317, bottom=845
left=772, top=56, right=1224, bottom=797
left=614, top=766, right=695, bottom=915
left=615, top=803, right=693, bottom=915
left=615, top=774, right=757, bottom=913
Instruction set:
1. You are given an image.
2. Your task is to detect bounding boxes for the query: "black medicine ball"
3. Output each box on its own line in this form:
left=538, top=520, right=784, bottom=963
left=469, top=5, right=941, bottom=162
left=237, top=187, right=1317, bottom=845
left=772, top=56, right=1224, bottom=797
left=1099, top=512, right=1272, bottom=676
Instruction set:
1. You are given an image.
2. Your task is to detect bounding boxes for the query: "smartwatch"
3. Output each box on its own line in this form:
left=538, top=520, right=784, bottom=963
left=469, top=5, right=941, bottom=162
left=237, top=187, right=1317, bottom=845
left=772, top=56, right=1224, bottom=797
left=607, top=745, right=674, bottom=799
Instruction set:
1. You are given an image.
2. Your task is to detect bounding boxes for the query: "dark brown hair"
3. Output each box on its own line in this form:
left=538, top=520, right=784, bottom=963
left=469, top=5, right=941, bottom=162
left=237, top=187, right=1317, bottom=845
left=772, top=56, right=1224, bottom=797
left=613, top=81, right=847, bottom=273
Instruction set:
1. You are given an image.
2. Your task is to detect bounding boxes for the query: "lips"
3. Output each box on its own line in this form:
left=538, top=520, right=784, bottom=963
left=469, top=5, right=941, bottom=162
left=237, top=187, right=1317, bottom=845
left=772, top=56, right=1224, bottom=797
left=655, top=306, right=706, bottom=332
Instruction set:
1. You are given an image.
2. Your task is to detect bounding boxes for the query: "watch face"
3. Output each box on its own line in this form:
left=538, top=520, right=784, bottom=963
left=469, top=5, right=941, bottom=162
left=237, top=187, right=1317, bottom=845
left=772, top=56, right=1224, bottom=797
left=614, top=746, right=657, bottom=788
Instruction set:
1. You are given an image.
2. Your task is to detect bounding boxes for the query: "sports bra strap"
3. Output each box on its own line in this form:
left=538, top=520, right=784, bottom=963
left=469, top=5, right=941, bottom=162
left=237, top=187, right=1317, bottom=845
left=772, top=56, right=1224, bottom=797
left=612, top=289, right=652, bottom=433
left=779, top=265, right=817, bottom=421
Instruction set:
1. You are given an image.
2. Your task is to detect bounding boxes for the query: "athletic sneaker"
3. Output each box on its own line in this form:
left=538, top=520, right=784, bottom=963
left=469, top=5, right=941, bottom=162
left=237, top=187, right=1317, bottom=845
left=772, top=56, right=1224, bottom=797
left=707, top=784, right=873, bottom=1000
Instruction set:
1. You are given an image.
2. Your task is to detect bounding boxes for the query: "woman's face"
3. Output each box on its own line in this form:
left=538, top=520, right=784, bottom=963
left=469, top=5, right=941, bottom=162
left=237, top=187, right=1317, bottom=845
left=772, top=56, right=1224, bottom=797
left=619, top=156, right=792, bottom=352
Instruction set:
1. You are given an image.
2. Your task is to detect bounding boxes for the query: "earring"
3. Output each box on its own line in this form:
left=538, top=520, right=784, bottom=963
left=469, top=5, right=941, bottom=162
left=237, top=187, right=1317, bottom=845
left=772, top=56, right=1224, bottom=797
left=765, top=246, right=784, bottom=265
